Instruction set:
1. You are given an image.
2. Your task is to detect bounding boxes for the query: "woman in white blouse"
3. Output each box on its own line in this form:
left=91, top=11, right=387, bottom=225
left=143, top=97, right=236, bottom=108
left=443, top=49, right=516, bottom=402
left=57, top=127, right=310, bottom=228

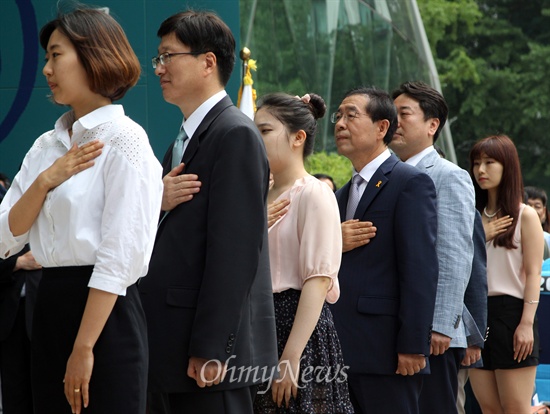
left=253, top=93, right=353, bottom=413
left=0, top=7, right=162, bottom=414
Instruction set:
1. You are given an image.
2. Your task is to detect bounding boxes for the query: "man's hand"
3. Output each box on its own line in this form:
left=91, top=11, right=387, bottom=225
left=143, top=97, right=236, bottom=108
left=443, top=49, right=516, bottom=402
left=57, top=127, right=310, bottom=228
left=14, top=250, right=41, bottom=272
left=396, top=353, right=426, bottom=376
left=461, top=346, right=481, bottom=366
left=161, top=163, right=201, bottom=211
left=430, top=332, right=452, bottom=356
left=187, top=357, right=227, bottom=388
left=483, top=215, right=513, bottom=241
left=267, top=199, right=290, bottom=228
left=341, top=219, right=376, bottom=252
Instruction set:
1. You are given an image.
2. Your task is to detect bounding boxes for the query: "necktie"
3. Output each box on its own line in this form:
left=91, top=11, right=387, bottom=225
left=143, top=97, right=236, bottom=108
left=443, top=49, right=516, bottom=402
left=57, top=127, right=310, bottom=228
left=346, top=174, right=365, bottom=220
left=171, top=127, right=188, bottom=169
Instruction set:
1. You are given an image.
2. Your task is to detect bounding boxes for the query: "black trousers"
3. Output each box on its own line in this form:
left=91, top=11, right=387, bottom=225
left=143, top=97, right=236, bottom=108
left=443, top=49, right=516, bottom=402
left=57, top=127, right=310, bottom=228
left=0, top=297, right=33, bottom=414
left=348, top=372, right=424, bottom=414
left=147, top=387, right=257, bottom=414
left=31, top=266, right=148, bottom=414
left=418, top=347, right=466, bottom=414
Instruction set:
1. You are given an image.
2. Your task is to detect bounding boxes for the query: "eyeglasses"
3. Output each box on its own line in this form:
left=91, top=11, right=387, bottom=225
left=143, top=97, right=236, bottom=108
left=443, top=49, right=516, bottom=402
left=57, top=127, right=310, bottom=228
left=330, top=110, right=368, bottom=124
left=151, top=51, right=206, bottom=69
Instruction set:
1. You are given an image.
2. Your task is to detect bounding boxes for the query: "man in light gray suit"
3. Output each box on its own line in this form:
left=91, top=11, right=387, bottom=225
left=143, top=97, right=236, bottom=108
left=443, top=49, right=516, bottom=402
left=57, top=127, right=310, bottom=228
left=390, top=81, right=476, bottom=414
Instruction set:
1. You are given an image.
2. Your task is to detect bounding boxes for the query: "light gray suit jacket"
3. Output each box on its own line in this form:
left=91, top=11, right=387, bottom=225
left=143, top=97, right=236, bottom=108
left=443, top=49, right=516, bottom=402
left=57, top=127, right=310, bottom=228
left=416, top=149, right=475, bottom=348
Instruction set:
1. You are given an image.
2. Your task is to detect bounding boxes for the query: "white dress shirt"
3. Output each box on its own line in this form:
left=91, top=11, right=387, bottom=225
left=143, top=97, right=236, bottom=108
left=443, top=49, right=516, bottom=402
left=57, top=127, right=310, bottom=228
left=180, top=89, right=227, bottom=155
left=352, top=149, right=392, bottom=199
left=404, top=145, right=435, bottom=167
left=0, top=105, right=163, bottom=295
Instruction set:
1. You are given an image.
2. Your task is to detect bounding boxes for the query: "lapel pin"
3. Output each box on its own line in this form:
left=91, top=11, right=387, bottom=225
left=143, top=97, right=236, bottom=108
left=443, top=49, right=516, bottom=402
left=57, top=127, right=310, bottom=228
left=376, top=180, right=382, bottom=188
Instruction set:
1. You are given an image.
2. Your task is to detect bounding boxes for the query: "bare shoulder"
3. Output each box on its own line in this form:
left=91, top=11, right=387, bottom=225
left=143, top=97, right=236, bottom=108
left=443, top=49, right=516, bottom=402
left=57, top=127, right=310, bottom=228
left=521, top=204, right=544, bottom=234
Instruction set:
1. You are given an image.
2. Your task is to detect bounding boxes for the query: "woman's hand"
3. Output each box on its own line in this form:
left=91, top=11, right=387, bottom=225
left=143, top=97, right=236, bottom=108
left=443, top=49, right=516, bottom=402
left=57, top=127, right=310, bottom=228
left=268, top=199, right=290, bottom=228
left=40, top=140, right=104, bottom=191
left=272, top=355, right=300, bottom=408
left=64, top=345, right=94, bottom=414
left=483, top=215, right=513, bottom=241
left=513, top=321, right=534, bottom=362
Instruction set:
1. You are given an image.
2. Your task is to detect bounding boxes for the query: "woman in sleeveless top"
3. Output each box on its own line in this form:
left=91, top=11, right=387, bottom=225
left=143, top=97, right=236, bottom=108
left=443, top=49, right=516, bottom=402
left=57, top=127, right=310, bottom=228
left=468, top=135, right=543, bottom=413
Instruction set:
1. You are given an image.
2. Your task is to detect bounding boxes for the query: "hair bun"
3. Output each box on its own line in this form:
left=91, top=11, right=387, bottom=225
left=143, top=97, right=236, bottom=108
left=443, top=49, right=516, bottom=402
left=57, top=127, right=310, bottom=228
left=307, top=93, right=326, bottom=120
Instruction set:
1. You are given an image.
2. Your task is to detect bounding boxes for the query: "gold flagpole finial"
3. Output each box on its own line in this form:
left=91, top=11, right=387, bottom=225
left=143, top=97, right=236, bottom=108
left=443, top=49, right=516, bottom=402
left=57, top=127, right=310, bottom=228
left=240, top=47, right=251, bottom=61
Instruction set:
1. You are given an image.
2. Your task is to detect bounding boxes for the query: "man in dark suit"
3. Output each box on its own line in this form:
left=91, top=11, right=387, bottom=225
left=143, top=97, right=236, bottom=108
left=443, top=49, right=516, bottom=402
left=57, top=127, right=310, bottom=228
left=457, top=211, right=488, bottom=414
left=138, top=10, right=277, bottom=414
left=330, top=87, right=439, bottom=414
left=0, top=245, right=41, bottom=414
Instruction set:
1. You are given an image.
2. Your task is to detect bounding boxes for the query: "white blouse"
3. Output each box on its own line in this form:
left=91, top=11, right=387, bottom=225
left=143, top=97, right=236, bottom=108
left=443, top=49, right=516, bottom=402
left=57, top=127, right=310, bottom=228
left=0, top=105, right=163, bottom=295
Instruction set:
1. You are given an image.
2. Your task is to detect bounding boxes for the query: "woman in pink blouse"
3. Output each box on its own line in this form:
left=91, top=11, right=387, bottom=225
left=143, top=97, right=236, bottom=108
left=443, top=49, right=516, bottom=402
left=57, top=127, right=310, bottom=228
left=253, top=93, right=353, bottom=413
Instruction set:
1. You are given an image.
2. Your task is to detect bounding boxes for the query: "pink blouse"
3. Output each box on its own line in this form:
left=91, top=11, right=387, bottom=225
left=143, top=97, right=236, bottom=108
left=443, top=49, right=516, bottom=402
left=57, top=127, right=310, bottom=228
left=269, top=175, right=343, bottom=303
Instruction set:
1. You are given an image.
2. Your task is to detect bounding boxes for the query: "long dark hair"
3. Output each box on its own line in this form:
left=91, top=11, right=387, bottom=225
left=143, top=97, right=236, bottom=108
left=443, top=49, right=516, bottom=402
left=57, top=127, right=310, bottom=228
left=469, top=135, right=523, bottom=249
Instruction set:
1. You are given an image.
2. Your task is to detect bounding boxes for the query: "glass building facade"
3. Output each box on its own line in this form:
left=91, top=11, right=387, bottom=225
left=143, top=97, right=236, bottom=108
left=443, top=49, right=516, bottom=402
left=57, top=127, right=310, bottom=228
left=240, top=0, right=456, bottom=161
left=0, top=0, right=454, bottom=179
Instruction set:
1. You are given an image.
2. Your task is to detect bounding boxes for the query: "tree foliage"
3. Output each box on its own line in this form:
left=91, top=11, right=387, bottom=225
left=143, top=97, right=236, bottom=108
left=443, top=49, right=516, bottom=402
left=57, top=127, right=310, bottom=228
left=418, top=0, right=550, bottom=191
left=305, top=151, right=353, bottom=189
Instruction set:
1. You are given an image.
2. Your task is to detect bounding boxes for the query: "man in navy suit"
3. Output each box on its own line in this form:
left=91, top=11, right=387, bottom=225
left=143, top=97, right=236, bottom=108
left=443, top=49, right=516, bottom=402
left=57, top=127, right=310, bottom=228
left=330, top=87, right=439, bottom=414
left=138, top=10, right=277, bottom=414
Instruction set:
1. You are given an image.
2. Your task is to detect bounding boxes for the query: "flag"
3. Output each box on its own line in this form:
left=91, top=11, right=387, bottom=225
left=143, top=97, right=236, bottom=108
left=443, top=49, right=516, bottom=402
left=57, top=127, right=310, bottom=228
left=238, top=50, right=257, bottom=120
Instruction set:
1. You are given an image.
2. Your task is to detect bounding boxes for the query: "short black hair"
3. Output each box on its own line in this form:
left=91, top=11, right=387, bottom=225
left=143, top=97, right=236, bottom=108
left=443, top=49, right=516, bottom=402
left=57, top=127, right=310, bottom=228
left=392, top=81, right=448, bottom=142
left=157, top=10, right=235, bottom=86
left=342, top=86, right=398, bottom=145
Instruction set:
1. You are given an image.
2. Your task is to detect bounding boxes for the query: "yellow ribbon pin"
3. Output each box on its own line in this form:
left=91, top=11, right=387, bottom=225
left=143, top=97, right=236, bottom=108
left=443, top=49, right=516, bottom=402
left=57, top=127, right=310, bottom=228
left=376, top=181, right=382, bottom=188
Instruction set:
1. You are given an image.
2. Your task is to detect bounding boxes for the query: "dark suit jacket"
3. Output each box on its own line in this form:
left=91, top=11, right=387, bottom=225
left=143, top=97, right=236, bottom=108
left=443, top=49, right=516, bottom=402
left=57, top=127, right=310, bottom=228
left=331, top=154, right=439, bottom=375
left=0, top=245, right=41, bottom=341
left=462, top=210, right=488, bottom=368
left=139, top=96, right=278, bottom=393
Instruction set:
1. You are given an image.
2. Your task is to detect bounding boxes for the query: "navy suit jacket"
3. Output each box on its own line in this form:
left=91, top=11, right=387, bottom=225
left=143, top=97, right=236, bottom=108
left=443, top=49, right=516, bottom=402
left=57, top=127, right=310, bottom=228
left=139, top=96, right=278, bottom=393
left=331, top=154, right=439, bottom=375
left=461, top=210, right=488, bottom=368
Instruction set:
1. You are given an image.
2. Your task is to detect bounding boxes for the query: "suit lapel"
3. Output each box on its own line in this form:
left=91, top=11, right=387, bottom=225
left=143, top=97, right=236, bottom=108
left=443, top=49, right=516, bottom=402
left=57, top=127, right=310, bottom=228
left=336, top=182, right=351, bottom=222
left=181, top=96, right=234, bottom=171
left=415, top=149, right=438, bottom=176
left=354, top=155, right=398, bottom=219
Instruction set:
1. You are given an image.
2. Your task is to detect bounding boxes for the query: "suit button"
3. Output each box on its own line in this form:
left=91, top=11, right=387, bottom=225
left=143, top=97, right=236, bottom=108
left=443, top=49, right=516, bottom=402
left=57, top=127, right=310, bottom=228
left=225, top=346, right=232, bottom=354
left=229, top=333, right=235, bottom=340
left=228, top=340, right=234, bottom=346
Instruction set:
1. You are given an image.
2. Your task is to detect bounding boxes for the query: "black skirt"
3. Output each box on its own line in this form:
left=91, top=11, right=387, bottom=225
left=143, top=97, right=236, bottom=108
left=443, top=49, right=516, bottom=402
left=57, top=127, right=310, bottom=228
left=480, top=295, right=539, bottom=370
left=31, top=266, right=148, bottom=413
left=254, top=289, right=354, bottom=414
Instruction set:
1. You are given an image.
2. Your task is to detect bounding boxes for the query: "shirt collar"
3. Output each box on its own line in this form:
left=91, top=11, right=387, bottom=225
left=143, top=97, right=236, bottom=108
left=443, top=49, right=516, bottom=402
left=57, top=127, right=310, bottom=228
left=183, top=90, right=227, bottom=138
left=54, top=105, right=125, bottom=147
left=404, top=145, right=435, bottom=167
left=355, top=149, right=391, bottom=183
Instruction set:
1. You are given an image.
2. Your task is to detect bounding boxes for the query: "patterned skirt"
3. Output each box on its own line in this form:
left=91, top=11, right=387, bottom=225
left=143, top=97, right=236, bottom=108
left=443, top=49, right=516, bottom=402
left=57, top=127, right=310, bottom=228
left=254, top=289, right=354, bottom=413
